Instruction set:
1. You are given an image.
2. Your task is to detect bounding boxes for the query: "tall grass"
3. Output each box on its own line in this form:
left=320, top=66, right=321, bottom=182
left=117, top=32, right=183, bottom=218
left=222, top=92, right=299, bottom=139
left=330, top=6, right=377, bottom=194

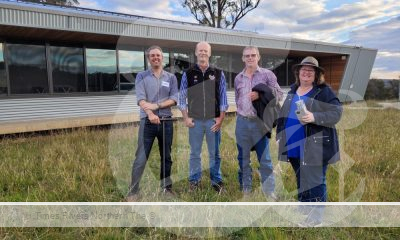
left=1, top=104, right=400, bottom=238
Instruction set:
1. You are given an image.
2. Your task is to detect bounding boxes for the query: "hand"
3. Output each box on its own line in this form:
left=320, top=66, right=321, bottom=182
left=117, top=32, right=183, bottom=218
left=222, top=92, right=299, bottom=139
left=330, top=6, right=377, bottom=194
left=210, top=117, right=223, bottom=132
left=300, top=110, right=315, bottom=123
left=184, top=117, right=194, bottom=128
left=142, top=102, right=159, bottom=111
left=148, top=113, right=160, bottom=124
left=249, top=91, right=259, bottom=101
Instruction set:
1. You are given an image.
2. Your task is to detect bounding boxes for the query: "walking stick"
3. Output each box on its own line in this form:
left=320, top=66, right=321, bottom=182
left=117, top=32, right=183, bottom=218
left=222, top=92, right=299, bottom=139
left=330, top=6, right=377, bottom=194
left=159, top=117, right=177, bottom=191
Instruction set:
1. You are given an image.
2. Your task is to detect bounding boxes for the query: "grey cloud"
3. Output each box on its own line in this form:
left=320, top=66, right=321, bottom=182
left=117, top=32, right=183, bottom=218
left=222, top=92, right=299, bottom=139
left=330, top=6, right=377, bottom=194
left=344, top=16, right=400, bottom=51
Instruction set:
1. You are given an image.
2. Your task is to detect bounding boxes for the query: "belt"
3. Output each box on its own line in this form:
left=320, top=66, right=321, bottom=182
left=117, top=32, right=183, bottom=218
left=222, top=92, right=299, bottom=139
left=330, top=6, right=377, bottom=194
left=145, top=116, right=174, bottom=121
left=238, top=114, right=258, bottom=120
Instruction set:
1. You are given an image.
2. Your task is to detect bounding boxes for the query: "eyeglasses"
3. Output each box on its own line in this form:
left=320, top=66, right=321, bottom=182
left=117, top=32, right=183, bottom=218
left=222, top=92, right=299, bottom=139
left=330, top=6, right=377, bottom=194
left=149, top=54, right=162, bottom=58
left=243, top=54, right=257, bottom=58
left=300, top=68, right=315, bottom=73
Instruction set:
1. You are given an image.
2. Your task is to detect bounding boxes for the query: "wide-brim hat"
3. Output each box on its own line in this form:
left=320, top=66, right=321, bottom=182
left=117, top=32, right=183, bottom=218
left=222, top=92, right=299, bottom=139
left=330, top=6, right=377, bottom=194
left=293, top=56, right=325, bottom=73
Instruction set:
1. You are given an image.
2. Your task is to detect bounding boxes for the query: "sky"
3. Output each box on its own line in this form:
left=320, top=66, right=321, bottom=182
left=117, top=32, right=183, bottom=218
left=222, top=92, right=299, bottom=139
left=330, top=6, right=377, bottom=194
left=78, top=0, right=400, bottom=79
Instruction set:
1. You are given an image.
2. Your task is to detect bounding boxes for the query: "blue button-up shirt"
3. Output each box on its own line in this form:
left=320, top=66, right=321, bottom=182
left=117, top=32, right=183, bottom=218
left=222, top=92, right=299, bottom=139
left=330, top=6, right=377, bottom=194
left=135, top=69, right=179, bottom=119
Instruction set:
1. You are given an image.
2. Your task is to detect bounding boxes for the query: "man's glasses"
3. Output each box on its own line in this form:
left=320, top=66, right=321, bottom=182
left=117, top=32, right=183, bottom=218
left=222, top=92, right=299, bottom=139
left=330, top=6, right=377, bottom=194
left=243, top=54, right=257, bottom=58
left=149, top=54, right=162, bottom=58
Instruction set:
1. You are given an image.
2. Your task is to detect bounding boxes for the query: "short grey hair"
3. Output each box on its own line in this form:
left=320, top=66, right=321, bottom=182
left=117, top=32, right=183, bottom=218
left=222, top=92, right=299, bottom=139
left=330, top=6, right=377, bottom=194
left=242, top=46, right=260, bottom=57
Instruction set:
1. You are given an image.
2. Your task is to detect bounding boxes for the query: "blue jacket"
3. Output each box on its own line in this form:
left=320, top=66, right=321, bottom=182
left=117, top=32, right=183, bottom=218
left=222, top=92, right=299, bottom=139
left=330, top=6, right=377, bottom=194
left=276, top=84, right=342, bottom=165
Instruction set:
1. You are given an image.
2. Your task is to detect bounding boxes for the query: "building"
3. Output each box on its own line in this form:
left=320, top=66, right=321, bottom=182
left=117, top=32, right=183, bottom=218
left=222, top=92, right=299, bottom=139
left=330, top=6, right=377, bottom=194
left=0, top=0, right=377, bottom=134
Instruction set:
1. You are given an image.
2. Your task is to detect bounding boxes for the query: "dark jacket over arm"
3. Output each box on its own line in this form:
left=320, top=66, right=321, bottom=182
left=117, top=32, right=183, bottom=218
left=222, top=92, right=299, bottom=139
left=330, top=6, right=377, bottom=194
left=252, top=83, right=281, bottom=138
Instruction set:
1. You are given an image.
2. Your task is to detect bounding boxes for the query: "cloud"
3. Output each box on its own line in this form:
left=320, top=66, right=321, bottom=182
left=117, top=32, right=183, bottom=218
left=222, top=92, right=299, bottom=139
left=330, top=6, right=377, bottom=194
left=77, top=0, right=102, bottom=9
left=78, top=0, right=400, bottom=79
left=344, top=16, right=400, bottom=79
left=235, top=0, right=400, bottom=42
left=345, top=16, right=400, bottom=51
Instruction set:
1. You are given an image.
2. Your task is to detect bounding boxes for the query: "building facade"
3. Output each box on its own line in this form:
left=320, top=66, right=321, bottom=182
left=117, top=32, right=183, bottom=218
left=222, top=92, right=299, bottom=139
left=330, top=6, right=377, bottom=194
left=0, top=0, right=377, bottom=134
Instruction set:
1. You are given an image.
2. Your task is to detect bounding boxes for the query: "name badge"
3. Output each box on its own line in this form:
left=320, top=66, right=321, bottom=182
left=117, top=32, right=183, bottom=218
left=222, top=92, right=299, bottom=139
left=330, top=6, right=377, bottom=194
left=162, top=81, right=170, bottom=88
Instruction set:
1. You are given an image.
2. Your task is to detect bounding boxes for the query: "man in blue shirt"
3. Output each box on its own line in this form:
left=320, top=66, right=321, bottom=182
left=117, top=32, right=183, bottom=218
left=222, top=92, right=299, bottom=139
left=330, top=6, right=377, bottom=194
left=127, top=46, right=179, bottom=201
left=178, top=41, right=229, bottom=193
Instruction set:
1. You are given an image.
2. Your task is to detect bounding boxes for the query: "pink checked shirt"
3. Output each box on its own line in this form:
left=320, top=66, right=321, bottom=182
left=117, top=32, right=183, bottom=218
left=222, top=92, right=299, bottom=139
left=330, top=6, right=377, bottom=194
left=234, top=67, right=283, bottom=117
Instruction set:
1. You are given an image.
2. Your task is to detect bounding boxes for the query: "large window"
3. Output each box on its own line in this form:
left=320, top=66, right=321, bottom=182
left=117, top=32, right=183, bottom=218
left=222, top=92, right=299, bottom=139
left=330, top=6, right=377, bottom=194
left=118, top=50, right=144, bottom=91
left=50, top=46, right=85, bottom=93
left=162, top=52, right=170, bottom=70
left=0, top=43, right=6, bottom=94
left=86, top=48, right=117, bottom=92
left=287, top=57, right=303, bottom=86
left=263, top=56, right=287, bottom=86
left=211, top=52, right=233, bottom=88
left=172, top=52, right=190, bottom=88
left=7, top=43, right=48, bottom=94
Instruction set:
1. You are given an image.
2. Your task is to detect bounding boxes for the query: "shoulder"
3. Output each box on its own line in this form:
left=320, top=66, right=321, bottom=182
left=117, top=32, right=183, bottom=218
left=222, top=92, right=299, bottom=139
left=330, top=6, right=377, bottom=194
left=315, top=84, right=339, bottom=102
left=316, top=84, right=335, bottom=96
left=258, top=67, right=274, bottom=75
left=234, top=71, right=244, bottom=81
left=209, top=65, right=222, bottom=74
left=137, top=70, right=151, bottom=78
left=163, top=70, right=175, bottom=78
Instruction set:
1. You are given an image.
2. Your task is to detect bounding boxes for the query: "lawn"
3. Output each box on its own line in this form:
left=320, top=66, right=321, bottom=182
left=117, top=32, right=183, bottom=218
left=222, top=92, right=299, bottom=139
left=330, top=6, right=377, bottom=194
left=1, top=102, right=399, bottom=238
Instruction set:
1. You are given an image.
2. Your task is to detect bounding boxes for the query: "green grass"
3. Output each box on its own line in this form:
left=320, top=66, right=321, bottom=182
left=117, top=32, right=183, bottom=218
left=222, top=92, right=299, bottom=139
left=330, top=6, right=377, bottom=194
left=1, top=104, right=400, bottom=238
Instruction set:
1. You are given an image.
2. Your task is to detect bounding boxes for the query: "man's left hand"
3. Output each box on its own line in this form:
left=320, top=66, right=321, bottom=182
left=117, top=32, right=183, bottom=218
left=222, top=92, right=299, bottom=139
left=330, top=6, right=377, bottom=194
left=211, top=117, right=223, bottom=132
left=250, top=91, right=259, bottom=101
left=142, top=102, right=159, bottom=111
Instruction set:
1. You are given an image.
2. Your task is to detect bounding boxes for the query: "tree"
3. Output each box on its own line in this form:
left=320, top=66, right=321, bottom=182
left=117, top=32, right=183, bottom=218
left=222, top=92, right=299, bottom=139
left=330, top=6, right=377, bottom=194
left=182, top=0, right=260, bottom=29
left=22, top=0, right=79, bottom=6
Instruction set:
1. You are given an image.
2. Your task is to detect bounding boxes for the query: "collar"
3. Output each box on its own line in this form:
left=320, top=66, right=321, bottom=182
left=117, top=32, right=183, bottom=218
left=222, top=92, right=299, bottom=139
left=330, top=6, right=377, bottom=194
left=239, top=66, right=261, bottom=77
left=195, top=64, right=210, bottom=73
left=150, top=68, right=166, bottom=78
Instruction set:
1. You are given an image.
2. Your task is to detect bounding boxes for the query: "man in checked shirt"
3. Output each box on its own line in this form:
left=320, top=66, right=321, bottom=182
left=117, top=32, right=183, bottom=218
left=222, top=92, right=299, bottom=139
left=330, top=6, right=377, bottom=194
left=234, top=46, right=283, bottom=200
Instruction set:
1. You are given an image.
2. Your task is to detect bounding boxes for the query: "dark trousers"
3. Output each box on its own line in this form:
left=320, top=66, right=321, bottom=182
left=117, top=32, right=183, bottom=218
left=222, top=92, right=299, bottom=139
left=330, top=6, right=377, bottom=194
left=129, top=118, right=173, bottom=195
left=289, top=158, right=328, bottom=202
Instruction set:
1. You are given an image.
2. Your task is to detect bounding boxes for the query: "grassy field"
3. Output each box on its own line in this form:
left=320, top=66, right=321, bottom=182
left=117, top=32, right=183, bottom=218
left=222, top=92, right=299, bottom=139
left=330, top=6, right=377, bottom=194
left=1, top=102, right=400, bottom=238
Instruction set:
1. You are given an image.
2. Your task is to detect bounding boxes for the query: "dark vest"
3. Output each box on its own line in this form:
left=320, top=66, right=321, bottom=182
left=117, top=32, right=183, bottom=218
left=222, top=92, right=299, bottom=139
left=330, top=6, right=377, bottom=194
left=186, top=65, right=221, bottom=119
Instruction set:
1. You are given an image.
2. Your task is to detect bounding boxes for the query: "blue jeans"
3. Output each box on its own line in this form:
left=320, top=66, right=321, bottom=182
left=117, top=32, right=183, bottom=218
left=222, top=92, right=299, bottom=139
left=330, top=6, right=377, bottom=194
left=129, top=118, right=173, bottom=194
left=235, top=115, right=275, bottom=193
left=188, top=118, right=222, bottom=185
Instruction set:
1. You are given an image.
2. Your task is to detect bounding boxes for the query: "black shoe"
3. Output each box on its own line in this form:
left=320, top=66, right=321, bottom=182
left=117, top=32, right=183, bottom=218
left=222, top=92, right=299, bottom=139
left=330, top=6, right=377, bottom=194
left=212, top=182, right=224, bottom=194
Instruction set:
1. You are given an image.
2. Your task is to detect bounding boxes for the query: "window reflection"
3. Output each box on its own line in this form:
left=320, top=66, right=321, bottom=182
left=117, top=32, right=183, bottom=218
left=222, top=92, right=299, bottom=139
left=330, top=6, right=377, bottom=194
left=231, top=53, right=243, bottom=89
left=118, top=50, right=144, bottom=91
left=263, top=56, right=288, bottom=86
left=7, top=43, right=48, bottom=94
left=0, top=43, right=6, bottom=94
left=162, top=52, right=170, bottom=70
left=211, top=53, right=232, bottom=88
left=86, top=48, right=117, bottom=92
left=287, top=57, right=302, bottom=86
left=51, top=46, right=85, bottom=93
left=172, top=52, right=190, bottom=88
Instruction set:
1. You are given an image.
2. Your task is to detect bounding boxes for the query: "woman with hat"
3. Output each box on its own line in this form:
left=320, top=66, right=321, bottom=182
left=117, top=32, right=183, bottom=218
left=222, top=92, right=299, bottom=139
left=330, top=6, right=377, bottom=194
left=276, top=56, right=342, bottom=226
